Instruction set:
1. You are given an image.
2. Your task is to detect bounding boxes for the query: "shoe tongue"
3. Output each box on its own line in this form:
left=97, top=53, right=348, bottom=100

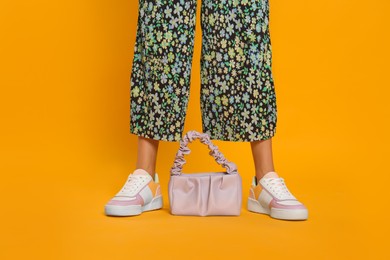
left=262, top=171, right=279, bottom=179
left=132, top=169, right=151, bottom=176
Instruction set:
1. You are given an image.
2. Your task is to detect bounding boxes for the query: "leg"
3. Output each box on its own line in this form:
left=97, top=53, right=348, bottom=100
left=136, top=136, right=159, bottom=178
left=105, top=0, right=198, bottom=216
left=250, top=137, right=275, bottom=182
left=200, top=0, right=277, bottom=142
left=129, top=0, right=198, bottom=142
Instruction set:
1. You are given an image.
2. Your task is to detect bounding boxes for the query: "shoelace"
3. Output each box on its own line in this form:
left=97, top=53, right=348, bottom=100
left=117, top=174, right=148, bottom=196
left=264, top=178, right=296, bottom=200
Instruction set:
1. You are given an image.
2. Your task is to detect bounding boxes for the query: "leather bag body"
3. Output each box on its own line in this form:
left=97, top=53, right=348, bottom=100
left=168, top=130, right=242, bottom=216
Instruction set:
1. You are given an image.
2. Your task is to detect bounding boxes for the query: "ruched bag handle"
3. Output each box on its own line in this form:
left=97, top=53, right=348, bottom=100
left=170, top=130, right=238, bottom=176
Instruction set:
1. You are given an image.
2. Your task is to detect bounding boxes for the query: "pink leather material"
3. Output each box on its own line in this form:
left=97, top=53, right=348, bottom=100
left=269, top=199, right=306, bottom=210
left=107, top=194, right=144, bottom=206
left=168, top=131, right=242, bottom=216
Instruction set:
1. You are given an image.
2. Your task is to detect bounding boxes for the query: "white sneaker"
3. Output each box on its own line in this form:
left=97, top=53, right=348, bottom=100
left=105, top=169, right=163, bottom=216
left=248, top=171, right=308, bottom=220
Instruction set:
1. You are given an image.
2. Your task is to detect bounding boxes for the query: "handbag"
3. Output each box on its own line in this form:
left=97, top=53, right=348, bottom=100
left=168, top=130, right=242, bottom=216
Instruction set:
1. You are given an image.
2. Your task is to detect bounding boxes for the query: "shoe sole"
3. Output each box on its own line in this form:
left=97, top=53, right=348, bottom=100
left=247, top=197, right=308, bottom=220
left=105, top=196, right=163, bottom=216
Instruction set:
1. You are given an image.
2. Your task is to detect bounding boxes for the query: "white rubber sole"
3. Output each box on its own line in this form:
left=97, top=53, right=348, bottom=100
left=105, top=196, right=163, bottom=216
left=247, top=198, right=308, bottom=220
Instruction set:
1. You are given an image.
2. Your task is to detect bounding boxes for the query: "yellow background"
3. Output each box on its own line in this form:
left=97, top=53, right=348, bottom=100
left=1, top=0, right=389, bottom=259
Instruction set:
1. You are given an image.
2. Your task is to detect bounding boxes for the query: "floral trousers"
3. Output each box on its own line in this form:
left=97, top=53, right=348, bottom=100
left=130, top=0, right=277, bottom=142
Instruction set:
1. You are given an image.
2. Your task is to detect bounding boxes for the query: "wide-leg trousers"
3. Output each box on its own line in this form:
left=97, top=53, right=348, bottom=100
left=130, top=0, right=277, bottom=142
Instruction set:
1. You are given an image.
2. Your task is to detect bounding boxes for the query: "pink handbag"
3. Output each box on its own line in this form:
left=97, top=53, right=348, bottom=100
left=168, top=130, right=242, bottom=216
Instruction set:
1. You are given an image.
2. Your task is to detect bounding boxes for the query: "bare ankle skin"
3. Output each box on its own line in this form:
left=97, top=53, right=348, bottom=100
left=136, top=136, right=159, bottom=179
left=250, top=137, right=275, bottom=182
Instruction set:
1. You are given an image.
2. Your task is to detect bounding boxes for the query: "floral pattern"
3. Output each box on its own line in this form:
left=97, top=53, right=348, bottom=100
left=130, top=0, right=277, bottom=142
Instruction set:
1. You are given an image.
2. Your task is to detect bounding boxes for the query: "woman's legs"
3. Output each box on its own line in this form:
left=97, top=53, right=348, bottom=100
left=251, top=138, right=276, bottom=182
left=136, top=135, right=275, bottom=181
left=136, top=136, right=159, bottom=179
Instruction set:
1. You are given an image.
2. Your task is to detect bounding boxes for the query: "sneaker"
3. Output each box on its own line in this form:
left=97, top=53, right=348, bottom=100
left=247, top=171, right=308, bottom=220
left=105, top=168, right=163, bottom=216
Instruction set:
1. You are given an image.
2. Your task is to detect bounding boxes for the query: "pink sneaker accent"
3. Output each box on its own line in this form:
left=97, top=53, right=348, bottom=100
left=105, top=169, right=163, bottom=216
left=247, top=174, right=308, bottom=220
left=106, top=194, right=144, bottom=206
